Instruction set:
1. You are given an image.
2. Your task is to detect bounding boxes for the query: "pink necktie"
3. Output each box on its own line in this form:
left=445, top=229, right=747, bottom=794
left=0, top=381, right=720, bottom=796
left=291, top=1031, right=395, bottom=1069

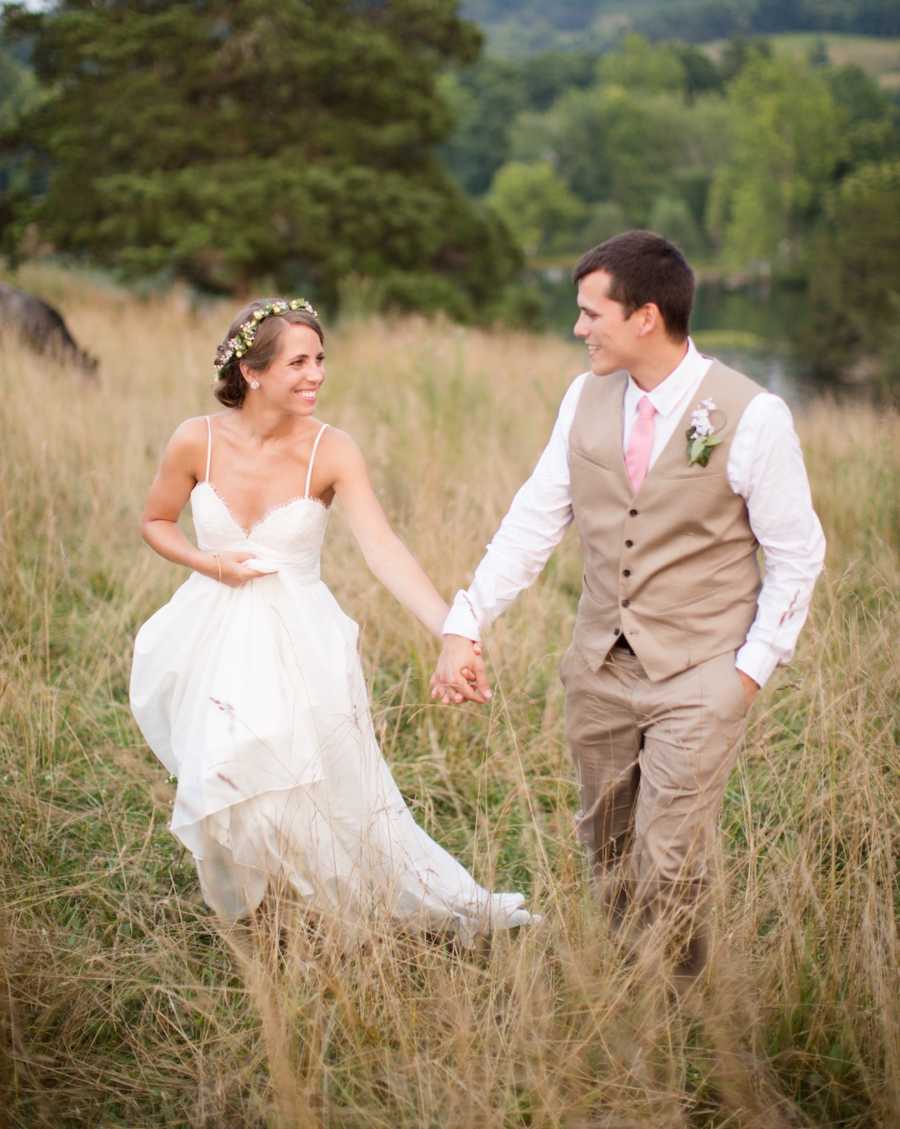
left=624, top=395, right=657, bottom=494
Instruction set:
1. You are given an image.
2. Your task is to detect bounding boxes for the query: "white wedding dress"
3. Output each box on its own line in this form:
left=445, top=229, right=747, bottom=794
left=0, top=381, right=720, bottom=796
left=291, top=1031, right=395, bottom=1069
left=130, top=419, right=537, bottom=941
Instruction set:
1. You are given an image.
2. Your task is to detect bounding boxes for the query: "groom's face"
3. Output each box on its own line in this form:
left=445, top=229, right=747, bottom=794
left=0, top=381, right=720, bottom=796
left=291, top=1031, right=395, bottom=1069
left=573, top=270, right=639, bottom=376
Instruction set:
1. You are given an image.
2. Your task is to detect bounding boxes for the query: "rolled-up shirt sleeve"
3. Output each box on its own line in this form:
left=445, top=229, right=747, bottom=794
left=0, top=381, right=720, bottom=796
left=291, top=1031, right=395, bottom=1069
left=732, top=394, right=826, bottom=686
left=442, top=374, right=587, bottom=640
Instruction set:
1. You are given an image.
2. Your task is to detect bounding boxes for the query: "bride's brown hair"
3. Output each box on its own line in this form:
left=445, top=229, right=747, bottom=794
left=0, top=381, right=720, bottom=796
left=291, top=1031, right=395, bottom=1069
left=214, top=298, right=324, bottom=409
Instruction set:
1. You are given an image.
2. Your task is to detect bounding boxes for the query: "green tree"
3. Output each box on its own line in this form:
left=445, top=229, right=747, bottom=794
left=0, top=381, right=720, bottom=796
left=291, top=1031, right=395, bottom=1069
left=0, top=45, right=43, bottom=247
left=2, top=0, right=521, bottom=316
left=671, top=43, right=724, bottom=101
left=707, top=55, right=846, bottom=269
left=0, top=45, right=39, bottom=135
left=595, top=34, right=687, bottom=96
left=577, top=200, right=627, bottom=247
left=649, top=194, right=704, bottom=257
left=825, top=63, right=899, bottom=172
left=717, top=36, right=773, bottom=83
left=438, top=49, right=596, bottom=198
left=509, top=85, right=687, bottom=224
left=674, top=94, right=735, bottom=234
left=438, top=58, right=527, bottom=195
left=508, top=91, right=613, bottom=204
left=806, top=160, right=900, bottom=384
left=487, top=160, right=584, bottom=256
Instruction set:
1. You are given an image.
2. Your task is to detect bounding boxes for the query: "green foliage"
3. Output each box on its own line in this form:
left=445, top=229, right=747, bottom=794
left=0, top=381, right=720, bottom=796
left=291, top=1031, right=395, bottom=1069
left=1, top=0, right=525, bottom=317
left=596, top=33, right=688, bottom=93
left=438, top=60, right=528, bottom=196
left=806, top=160, right=900, bottom=386
left=649, top=194, right=704, bottom=256
left=671, top=42, right=724, bottom=98
left=464, top=0, right=900, bottom=55
left=4, top=1, right=899, bottom=381
left=509, top=81, right=690, bottom=220
left=443, top=21, right=898, bottom=385
left=487, top=160, right=584, bottom=256
left=496, top=36, right=718, bottom=246
left=0, top=43, right=44, bottom=244
left=438, top=51, right=596, bottom=195
left=577, top=200, right=628, bottom=247
left=707, top=55, right=847, bottom=268
left=0, top=43, right=38, bottom=134
left=477, top=32, right=896, bottom=275
left=717, top=35, right=775, bottom=82
left=825, top=63, right=900, bottom=171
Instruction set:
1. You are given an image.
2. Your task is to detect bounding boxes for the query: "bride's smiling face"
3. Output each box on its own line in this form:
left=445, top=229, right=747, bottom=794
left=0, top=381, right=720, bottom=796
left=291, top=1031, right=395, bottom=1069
left=247, top=322, right=326, bottom=414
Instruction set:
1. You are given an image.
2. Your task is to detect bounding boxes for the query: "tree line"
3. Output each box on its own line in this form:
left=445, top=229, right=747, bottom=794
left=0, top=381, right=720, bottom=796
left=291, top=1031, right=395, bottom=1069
left=464, top=0, right=900, bottom=55
left=444, top=32, right=900, bottom=378
left=1, top=2, right=899, bottom=381
left=0, top=0, right=522, bottom=322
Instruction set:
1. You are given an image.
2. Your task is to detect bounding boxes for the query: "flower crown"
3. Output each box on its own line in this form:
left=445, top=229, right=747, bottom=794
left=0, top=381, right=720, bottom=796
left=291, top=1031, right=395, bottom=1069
left=214, top=298, right=319, bottom=372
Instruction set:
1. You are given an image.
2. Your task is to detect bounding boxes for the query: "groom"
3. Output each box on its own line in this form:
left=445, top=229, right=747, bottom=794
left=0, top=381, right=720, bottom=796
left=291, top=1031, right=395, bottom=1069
left=431, top=231, right=825, bottom=977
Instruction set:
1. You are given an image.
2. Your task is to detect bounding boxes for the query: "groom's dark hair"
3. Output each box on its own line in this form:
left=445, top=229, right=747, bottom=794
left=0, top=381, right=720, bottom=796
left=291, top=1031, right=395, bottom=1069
left=573, top=230, right=694, bottom=342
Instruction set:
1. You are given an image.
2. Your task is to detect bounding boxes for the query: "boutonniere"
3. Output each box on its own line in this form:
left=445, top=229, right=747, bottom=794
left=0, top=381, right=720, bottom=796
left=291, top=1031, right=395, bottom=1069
left=686, top=399, right=725, bottom=467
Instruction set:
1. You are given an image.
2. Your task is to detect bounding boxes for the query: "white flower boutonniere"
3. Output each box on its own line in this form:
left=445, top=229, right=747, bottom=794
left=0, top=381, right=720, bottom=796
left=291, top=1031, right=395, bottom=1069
left=686, top=398, right=725, bottom=467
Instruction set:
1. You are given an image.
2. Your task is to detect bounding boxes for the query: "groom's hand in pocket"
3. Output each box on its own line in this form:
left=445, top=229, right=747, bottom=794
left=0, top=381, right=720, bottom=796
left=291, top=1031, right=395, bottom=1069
left=431, top=635, right=492, bottom=706
left=737, top=669, right=760, bottom=711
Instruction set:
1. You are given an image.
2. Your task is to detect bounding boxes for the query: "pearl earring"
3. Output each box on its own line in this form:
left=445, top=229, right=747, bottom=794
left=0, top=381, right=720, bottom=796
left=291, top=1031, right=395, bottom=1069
left=249, top=379, right=260, bottom=390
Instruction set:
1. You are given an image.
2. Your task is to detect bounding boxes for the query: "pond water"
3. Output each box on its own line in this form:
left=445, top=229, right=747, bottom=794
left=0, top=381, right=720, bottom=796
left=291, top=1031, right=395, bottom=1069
left=533, top=269, right=839, bottom=410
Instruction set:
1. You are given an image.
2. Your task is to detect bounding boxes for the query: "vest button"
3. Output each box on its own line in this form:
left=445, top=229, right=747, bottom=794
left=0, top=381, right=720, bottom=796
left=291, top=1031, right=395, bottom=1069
left=624, top=539, right=634, bottom=548
left=622, top=599, right=630, bottom=608
left=629, top=508, right=638, bottom=517
left=623, top=569, right=631, bottom=577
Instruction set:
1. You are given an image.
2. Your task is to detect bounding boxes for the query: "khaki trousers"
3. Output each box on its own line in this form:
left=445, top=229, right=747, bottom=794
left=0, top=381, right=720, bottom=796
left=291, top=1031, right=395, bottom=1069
left=562, top=643, right=749, bottom=973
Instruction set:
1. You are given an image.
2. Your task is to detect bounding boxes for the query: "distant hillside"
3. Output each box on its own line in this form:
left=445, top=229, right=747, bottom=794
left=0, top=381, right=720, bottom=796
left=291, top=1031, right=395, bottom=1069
left=462, top=0, right=900, bottom=55
left=742, top=32, right=900, bottom=90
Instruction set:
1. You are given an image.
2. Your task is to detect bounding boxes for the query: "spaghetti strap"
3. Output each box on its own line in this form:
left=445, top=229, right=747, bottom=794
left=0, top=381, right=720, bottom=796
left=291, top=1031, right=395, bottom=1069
left=304, top=423, right=328, bottom=499
left=204, top=416, right=213, bottom=482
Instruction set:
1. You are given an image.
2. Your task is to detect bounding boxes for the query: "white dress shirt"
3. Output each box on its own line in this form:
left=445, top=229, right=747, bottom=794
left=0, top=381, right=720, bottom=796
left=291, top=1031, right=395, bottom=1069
left=443, top=339, right=826, bottom=687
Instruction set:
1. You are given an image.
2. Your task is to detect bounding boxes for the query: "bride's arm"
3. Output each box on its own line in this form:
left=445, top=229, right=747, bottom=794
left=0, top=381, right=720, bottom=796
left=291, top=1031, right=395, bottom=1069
left=140, top=418, right=255, bottom=586
left=326, top=429, right=449, bottom=638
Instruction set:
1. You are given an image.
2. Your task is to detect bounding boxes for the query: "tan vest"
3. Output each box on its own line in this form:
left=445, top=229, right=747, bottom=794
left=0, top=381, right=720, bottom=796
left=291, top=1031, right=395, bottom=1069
left=568, top=360, right=764, bottom=682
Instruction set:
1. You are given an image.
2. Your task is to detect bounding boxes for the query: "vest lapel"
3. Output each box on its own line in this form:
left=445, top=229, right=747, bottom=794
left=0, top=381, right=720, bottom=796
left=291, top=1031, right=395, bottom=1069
left=572, top=371, right=630, bottom=479
left=636, top=361, right=725, bottom=486
left=592, top=371, right=631, bottom=491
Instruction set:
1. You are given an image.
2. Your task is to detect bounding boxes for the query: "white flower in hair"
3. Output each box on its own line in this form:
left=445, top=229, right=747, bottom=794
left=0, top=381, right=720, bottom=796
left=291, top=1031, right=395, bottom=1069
left=213, top=297, right=319, bottom=371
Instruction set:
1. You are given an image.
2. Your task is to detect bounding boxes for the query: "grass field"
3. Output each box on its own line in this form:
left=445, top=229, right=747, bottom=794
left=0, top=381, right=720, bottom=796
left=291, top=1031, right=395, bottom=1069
left=704, top=33, right=900, bottom=89
left=1, top=265, right=898, bottom=1128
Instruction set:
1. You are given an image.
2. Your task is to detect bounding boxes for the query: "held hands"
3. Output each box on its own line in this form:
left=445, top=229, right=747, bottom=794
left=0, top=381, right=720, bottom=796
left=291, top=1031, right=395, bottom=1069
left=430, top=634, right=492, bottom=706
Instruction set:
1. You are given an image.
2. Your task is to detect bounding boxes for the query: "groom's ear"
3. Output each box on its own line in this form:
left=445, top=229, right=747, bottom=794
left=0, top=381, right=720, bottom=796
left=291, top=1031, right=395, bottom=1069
left=635, top=302, right=663, bottom=338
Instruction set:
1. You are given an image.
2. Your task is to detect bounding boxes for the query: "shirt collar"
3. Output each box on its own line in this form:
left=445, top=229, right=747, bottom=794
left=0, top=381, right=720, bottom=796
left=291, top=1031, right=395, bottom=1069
left=625, top=337, right=706, bottom=419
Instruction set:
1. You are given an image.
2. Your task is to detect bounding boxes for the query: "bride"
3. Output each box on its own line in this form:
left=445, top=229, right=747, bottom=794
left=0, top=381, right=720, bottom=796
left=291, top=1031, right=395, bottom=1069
left=130, top=297, right=537, bottom=942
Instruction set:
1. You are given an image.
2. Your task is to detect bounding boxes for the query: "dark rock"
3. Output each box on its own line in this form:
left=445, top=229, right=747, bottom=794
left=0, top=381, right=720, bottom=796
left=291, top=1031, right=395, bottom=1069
left=0, top=282, right=98, bottom=375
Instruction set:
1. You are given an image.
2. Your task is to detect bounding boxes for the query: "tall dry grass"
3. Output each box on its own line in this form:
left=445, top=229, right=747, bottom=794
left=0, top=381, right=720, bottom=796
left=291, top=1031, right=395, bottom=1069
left=1, top=265, right=898, bottom=1128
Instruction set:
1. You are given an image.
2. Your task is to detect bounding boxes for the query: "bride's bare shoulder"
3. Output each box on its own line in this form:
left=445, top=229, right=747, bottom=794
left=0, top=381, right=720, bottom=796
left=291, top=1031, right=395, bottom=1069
left=314, top=425, right=364, bottom=461
left=165, top=414, right=205, bottom=448
left=160, top=414, right=221, bottom=474
left=310, top=425, right=368, bottom=484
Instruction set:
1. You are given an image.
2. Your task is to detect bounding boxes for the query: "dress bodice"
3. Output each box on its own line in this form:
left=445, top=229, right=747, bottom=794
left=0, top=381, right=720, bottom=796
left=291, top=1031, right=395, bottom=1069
left=190, top=416, right=330, bottom=584
left=191, top=482, right=329, bottom=582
